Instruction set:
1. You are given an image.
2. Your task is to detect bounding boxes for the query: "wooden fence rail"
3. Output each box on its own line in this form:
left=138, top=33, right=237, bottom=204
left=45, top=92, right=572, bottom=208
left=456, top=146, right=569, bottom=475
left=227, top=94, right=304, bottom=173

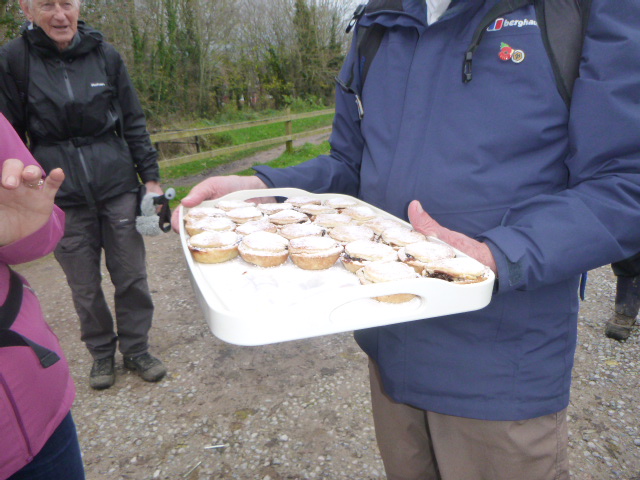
left=149, top=108, right=334, bottom=168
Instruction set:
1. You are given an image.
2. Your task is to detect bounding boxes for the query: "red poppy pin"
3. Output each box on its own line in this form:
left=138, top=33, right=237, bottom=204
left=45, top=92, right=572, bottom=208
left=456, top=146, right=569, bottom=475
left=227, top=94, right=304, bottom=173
left=499, top=42, right=525, bottom=63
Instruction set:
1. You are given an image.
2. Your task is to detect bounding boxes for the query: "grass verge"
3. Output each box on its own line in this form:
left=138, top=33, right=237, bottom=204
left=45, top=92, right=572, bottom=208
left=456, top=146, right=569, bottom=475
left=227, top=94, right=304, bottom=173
left=159, top=113, right=333, bottom=181
left=169, top=141, right=331, bottom=207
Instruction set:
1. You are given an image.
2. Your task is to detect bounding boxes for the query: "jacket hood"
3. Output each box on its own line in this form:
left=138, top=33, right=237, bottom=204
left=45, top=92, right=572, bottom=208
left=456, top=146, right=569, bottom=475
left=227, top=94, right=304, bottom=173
left=21, top=20, right=103, bottom=59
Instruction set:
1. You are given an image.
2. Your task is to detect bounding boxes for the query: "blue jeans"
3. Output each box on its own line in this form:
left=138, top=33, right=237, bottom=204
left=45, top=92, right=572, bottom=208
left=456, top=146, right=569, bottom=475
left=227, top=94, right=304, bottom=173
left=8, top=412, right=85, bottom=480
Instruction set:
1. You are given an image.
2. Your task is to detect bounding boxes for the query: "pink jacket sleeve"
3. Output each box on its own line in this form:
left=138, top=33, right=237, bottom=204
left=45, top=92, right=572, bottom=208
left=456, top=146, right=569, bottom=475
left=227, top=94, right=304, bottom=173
left=0, top=113, right=65, bottom=300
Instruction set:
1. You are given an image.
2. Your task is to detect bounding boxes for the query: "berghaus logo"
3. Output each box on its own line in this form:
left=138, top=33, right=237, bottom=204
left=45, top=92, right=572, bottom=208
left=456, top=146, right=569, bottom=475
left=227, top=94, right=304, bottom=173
left=487, top=17, right=538, bottom=31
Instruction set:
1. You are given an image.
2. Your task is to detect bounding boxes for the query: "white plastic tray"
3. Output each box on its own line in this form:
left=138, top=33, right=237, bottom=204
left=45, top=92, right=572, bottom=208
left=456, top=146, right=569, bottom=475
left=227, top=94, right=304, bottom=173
left=179, top=188, right=495, bottom=346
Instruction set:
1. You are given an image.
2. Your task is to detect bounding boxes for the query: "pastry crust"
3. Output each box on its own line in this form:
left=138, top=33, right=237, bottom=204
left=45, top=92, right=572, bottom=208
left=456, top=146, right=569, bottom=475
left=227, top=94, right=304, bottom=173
left=216, top=200, right=256, bottom=211
left=398, top=241, right=456, bottom=274
left=297, top=204, right=338, bottom=218
left=313, top=213, right=353, bottom=229
left=288, top=236, right=343, bottom=270
left=235, top=219, right=277, bottom=236
left=342, top=205, right=377, bottom=224
left=381, top=227, right=426, bottom=249
left=268, top=209, right=310, bottom=226
left=185, top=216, right=236, bottom=236
left=356, top=262, right=419, bottom=303
left=226, top=206, right=264, bottom=224
left=286, top=196, right=321, bottom=207
left=323, top=197, right=359, bottom=210
left=183, top=206, right=227, bottom=223
left=363, top=217, right=404, bottom=236
left=188, top=231, right=240, bottom=264
left=278, top=223, right=325, bottom=240
left=341, top=240, right=397, bottom=273
left=257, top=202, right=294, bottom=215
left=238, top=231, right=289, bottom=267
left=423, top=257, right=491, bottom=284
left=329, top=224, right=375, bottom=244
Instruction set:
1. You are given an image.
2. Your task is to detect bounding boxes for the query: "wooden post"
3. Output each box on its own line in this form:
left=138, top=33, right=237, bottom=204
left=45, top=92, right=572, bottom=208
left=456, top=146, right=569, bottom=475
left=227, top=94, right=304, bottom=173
left=195, top=135, right=201, bottom=153
left=285, top=107, right=293, bottom=154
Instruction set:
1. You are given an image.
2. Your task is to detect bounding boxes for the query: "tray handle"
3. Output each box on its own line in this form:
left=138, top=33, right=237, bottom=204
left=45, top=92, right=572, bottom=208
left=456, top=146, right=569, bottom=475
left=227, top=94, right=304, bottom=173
left=288, top=276, right=493, bottom=330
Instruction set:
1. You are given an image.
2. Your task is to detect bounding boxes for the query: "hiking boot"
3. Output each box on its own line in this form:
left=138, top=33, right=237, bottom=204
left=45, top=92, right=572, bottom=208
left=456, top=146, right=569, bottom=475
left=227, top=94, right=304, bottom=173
left=605, top=275, right=640, bottom=341
left=90, top=357, right=115, bottom=390
left=614, top=275, right=640, bottom=317
left=123, top=353, right=167, bottom=382
left=605, top=313, right=637, bottom=341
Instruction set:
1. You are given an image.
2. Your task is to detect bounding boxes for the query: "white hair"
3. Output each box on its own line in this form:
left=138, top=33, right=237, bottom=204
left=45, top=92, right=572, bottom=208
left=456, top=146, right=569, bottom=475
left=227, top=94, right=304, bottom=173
left=24, top=0, right=82, bottom=8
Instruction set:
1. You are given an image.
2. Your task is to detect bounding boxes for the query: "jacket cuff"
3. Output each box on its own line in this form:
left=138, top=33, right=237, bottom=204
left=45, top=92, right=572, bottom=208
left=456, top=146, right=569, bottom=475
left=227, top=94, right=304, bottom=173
left=253, top=168, right=276, bottom=188
left=480, top=230, right=525, bottom=294
left=139, top=172, right=161, bottom=184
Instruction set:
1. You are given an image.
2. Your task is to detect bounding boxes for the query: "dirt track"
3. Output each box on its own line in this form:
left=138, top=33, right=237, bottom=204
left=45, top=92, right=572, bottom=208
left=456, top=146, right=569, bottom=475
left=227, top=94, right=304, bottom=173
left=13, top=136, right=640, bottom=479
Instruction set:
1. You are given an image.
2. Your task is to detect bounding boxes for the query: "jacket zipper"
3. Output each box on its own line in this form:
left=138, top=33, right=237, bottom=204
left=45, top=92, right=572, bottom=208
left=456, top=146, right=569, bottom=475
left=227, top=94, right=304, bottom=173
left=334, top=75, right=364, bottom=119
left=62, top=61, right=97, bottom=209
left=463, top=0, right=534, bottom=83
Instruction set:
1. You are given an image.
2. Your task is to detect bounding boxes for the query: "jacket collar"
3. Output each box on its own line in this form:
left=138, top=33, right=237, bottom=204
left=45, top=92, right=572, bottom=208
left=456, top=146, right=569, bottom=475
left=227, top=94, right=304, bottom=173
left=21, top=21, right=103, bottom=59
left=363, top=0, right=427, bottom=27
left=361, top=0, right=478, bottom=29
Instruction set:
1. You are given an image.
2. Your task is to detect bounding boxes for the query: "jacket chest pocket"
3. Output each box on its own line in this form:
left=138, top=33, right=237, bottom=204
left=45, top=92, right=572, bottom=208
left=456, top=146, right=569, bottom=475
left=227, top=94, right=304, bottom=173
left=64, top=61, right=116, bottom=135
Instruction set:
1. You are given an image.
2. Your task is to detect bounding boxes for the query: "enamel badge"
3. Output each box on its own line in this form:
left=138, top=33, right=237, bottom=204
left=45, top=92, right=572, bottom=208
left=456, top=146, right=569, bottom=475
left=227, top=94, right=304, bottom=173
left=499, top=43, right=525, bottom=63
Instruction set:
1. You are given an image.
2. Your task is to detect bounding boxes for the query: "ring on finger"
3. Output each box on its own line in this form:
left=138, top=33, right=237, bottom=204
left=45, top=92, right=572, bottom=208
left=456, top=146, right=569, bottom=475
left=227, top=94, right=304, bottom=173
left=25, top=178, right=45, bottom=189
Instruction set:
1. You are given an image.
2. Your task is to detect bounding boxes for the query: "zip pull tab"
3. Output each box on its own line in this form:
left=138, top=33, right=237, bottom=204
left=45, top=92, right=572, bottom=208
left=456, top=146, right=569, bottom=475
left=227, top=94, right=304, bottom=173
left=461, top=0, right=534, bottom=84
left=463, top=51, right=473, bottom=83
left=346, top=3, right=366, bottom=33
left=335, top=76, right=365, bottom=119
left=354, top=94, right=364, bottom=119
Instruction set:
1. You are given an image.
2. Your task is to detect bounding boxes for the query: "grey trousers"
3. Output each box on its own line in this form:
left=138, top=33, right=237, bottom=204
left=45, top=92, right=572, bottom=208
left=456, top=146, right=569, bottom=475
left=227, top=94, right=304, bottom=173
left=54, top=192, right=154, bottom=359
left=368, top=359, right=570, bottom=480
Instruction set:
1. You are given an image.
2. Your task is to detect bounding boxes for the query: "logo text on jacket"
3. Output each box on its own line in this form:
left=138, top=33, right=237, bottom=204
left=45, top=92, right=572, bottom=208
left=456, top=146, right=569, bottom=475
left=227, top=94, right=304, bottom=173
left=487, top=18, right=538, bottom=32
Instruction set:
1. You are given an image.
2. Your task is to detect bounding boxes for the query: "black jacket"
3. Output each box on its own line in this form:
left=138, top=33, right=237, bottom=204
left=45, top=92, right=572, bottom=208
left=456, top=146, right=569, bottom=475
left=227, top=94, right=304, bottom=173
left=0, top=22, right=159, bottom=207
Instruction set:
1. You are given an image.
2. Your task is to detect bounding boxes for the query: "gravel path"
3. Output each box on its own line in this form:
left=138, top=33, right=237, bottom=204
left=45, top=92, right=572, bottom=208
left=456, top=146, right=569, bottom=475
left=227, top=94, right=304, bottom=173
left=15, top=234, right=640, bottom=480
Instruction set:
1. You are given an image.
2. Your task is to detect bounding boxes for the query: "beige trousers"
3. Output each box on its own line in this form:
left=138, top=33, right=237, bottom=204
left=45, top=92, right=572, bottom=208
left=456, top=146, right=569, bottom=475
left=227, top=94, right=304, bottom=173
left=368, top=359, right=570, bottom=480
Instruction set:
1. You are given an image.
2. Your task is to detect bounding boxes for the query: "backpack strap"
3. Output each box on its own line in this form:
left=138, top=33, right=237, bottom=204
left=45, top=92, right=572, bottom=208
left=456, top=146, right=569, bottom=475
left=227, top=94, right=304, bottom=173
left=357, top=23, right=386, bottom=97
left=0, top=268, right=23, bottom=329
left=336, top=2, right=399, bottom=119
left=0, top=269, right=60, bottom=368
left=97, top=43, right=125, bottom=139
left=3, top=36, right=31, bottom=141
left=535, top=0, right=591, bottom=106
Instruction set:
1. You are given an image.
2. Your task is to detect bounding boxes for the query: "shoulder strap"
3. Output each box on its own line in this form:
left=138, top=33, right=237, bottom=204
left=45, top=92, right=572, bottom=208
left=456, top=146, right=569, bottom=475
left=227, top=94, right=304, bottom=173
left=98, top=43, right=125, bottom=138
left=4, top=36, right=30, bottom=134
left=357, top=23, right=386, bottom=93
left=0, top=268, right=24, bottom=329
left=98, top=43, right=119, bottom=92
left=0, top=269, right=60, bottom=368
left=345, top=1, right=401, bottom=95
left=535, top=0, right=592, bottom=106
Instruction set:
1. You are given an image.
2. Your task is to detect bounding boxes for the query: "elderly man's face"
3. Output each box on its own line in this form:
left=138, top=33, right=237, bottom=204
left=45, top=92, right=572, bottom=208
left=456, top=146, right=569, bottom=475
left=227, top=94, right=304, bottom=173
left=21, top=1, right=80, bottom=51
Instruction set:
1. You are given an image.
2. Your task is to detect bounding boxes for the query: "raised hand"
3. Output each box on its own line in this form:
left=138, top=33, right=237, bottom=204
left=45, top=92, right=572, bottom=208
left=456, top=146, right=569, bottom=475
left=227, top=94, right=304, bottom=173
left=0, top=159, right=65, bottom=247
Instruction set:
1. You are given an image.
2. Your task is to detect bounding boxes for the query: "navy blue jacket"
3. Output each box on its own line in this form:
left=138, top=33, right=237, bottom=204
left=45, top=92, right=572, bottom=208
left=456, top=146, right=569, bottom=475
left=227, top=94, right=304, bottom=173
left=255, top=0, right=640, bottom=420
